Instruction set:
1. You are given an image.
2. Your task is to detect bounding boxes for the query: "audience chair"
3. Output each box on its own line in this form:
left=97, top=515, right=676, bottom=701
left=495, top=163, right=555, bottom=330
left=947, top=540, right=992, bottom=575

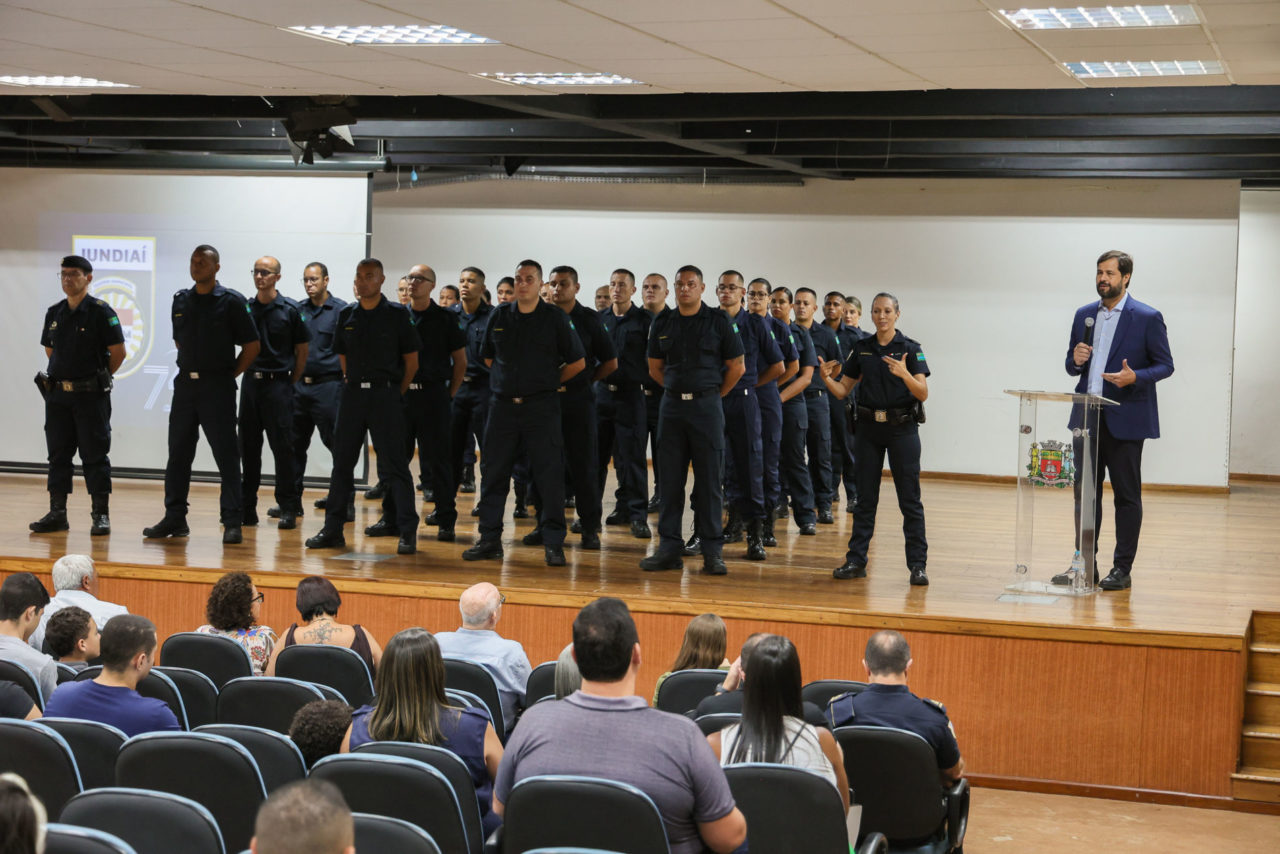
left=158, top=633, right=252, bottom=689
left=56, top=663, right=81, bottom=684
left=834, top=726, right=969, bottom=854
left=43, top=824, right=137, bottom=854
left=443, top=657, right=506, bottom=737
left=216, top=676, right=327, bottom=734
left=524, top=661, right=557, bottom=707
left=40, top=718, right=127, bottom=791
left=309, top=753, right=470, bottom=854
left=196, top=723, right=307, bottom=793
left=653, top=669, right=725, bottom=716
left=693, top=713, right=741, bottom=736
left=496, top=775, right=670, bottom=854
left=116, top=730, right=266, bottom=853
left=75, top=666, right=190, bottom=730
left=274, top=644, right=375, bottom=707
left=153, top=666, right=219, bottom=729
left=61, top=787, right=226, bottom=854
left=0, top=659, right=45, bottom=710
left=858, top=834, right=890, bottom=854
left=522, top=850, right=630, bottom=854
left=0, top=719, right=82, bottom=818
left=354, top=741, right=483, bottom=854
left=353, top=813, right=443, bottom=854
left=446, top=687, right=488, bottom=713
left=725, top=763, right=848, bottom=854
left=802, top=679, right=870, bottom=713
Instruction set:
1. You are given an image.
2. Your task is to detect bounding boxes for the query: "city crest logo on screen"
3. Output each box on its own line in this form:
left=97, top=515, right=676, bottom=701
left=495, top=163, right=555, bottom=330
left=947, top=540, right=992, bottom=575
left=73, top=235, right=156, bottom=380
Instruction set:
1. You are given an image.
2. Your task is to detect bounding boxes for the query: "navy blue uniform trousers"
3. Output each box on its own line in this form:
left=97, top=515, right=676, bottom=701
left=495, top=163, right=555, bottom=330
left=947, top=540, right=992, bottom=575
left=656, top=393, right=725, bottom=556
left=165, top=374, right=242, bottom=524
left=845, top=420, right=927, bottom=567
left=239, top=376, right=299, bottom=514
left=325, top=385, right=418, bottom=534
left=45, top=389, right=112, bottom=495
left=391, top=383, right=457, bottom=528
left=829, top=399, right=856, bottom=503
left=721, top=387, right=766, bottom=521
left=451, top=380, right=490, bottom=486
left=531, top=387, right=601, bottom=533
left=478, top=394, right=565, bottom=546
left=781, top=396, right=816, bottom=525
left=597, top=385, right=648, bottom=521
left=804, top=390, right=833, bottom=507
left=292, top=379, right=341, bottom=500
left=758, top=392, right=784, bottom=512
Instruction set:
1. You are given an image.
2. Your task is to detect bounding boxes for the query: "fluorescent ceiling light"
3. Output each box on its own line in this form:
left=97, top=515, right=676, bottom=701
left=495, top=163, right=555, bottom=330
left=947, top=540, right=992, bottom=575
left=1065, top=59, right=1224, bottom=78
left=1002, top=6, right=1199, bottom=29
left=478, top=72, right=643, bottom=86
left=0, top=75, right=135, bottom=88
left=286, top=24, right=498, bottom=46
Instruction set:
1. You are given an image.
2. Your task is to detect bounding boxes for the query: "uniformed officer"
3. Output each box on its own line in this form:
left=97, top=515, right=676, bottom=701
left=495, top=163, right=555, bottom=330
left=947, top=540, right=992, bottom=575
left=639, top=273, right=669, bottom=513
left=746, top=277, right=799, bottom=548
left=239, top=257, right=310, bottom=530
left=523, top=265, right=616, bottom=551
left=31, top=255, right=126, bottom=535
left=597, top=268, right=653, bottom=539
left=449, top=266, right=492, bottom=502
left=822, top=293, right=930, bottom=585
left=770, top=287, right=818, bottom=536
left=823, top=291, right=866, bottom=511
left=640, top=265, right=745, bottom=576
left=305, top=258, right=420, bottom=555
left=438, top=285, right=460, bottom=309
left=593, top=285, right=611, bottom=312
left=463, top=260, right=585, bottom=566
left=793, top=288, right=841, bottom=525
left=367, top=264, right=466, bottom=543
left=715, top=270, right=783, bottom=560
left=144, top=245, right=260, bottom=544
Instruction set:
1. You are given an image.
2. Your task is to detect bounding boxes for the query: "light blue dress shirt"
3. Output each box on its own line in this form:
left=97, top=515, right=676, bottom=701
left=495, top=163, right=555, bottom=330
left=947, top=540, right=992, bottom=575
left=1086, top=292, right=1129, bottom=395
left=435, top=628, right=532, bottom=732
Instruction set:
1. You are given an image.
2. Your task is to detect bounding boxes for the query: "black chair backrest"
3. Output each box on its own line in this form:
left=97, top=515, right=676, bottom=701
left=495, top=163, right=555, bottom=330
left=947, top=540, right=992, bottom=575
left=501, top=775, right=670, bottom=854
left=309, top=754, right=469, bottom=854
left=802, top=679, right=869, bottom=712
left=442, top=658, right=504, bottom=736
left=445, top=688, right=486, bottom=712
left=834, top=726, right=948, bottom=845
left=0, top=659, right=45, bottom=710
left=522, top=849, right=630, bottom=854
left=653, top=669, right=725, bottom=715
left=76, top=666, right=190, bottom=730
left=354, top=741, right=483, bottom=854
left=216, top=676, right=325, bottom=734
left=42, top=824, right=137, bottom=854
left=353, top=812, right=443, bottom=854
left=0, top=720, right=82, bottom=819
left=39, top=718, right=127, bottom=791
left=61, top=787, right=226, bottom=854
left=196, top=724, right=307, bottom=793
left=159, top=633, right=253, bottom=689
left=524, top=661, right=557, bottom=707
left=153, top=666, right=219, bottom=729
left=56, top=663, right=81, bottom=684
left=724, top=763, right=848, bottom=854
left=116, top=731, right=266, bottom=853
left=275, top=644, right=375, bottom=708
left=693, top=713, right=741, bottom=736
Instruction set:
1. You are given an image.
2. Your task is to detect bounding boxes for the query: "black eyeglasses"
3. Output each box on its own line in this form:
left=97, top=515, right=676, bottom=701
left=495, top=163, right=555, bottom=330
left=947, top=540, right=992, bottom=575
left=251, top=592, right=264, bottom=603
left=406, top=275, right=433, bottom=284
left=498, top=593, right=507, bottom=605
left=251, top=269, right=278, bottom=277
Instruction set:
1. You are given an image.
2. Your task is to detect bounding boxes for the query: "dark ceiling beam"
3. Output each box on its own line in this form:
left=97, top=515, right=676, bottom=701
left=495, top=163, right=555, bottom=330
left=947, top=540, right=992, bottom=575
left=750, top=138, right=1280, bottom=157
left=805, top=154, right=1280, bottom=172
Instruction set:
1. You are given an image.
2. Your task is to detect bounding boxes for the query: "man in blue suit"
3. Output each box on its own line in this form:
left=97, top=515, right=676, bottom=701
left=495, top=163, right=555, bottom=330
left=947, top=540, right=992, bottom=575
left=1058, top=250, right=1174, bottom=591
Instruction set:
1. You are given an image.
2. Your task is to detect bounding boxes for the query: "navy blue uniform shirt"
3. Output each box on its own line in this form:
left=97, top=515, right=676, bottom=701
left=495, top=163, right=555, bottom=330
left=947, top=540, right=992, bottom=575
left=452, top=301, right=493, bottom=382
left=804, top=322, right=842, bottom=391
left=849, top=683, right=960, bottom=770
left=481, top=300, right=585, bottom=398
left=758, top=314, right=799, bottom=402
left=334, top=296, right=418, bottom=383
left=411, top=301, right=467, bottom=384
left=641, top=306, right=668, bottom=395
left=842, top=330, right=930, bottom=410
left=172, top=282, right=259, bottom=373
left=42, top=296, right=125, bottom=380
left=778, top=322, right=818, bottom=397
left=832, top=323, right=866, bottom=363
left=565, top=302, right=616, bottom=394
left=647, top=304, right=744, bottom=394
left=728, top=307, right=783, bottom=390
left=599, top=304, right=652, bottom=387
left=300, top=293, right=347, bottom=375
left=247, top=293, right=310, bottom=373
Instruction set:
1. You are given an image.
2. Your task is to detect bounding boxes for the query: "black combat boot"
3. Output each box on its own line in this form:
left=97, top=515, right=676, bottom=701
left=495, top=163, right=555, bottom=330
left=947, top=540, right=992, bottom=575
left=745, top=519, right=766, bottom=560
left=30, top=493, right=69, bottom=533
left=722, top=507, right=744, bottom=543
left=89, top=493, right=111, bottom=536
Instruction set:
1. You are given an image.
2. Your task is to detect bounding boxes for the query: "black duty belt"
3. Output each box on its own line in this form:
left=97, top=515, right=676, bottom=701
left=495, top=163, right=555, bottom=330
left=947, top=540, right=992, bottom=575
left=347, top=378, right=394, bottom=389
left=857, top=404, right=915, bottom=425
left=669, top=388, right=719, bottom=401
left=249, top=370, right=291, bottom=381
left=462, top=375, right=489, bottom=384
left=301, top=372, right=343, bottom=385
left=180, top=371, right=230, bottom=380
left=804, top=388, right=826, bottom=399
left=644, top=388, right=659, bottom=397
left=495, top=390, right=555, bottom=405
left=49, top=377, right=101, bottom=392
left=605, top=382, right=639, bottom=393
left=407, top=380, right=449, bottom=391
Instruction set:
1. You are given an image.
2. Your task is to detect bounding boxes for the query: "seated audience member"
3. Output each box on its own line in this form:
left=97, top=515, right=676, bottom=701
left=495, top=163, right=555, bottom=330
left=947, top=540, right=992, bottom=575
left=0, top=681, right=40, bottom=720
left=434, top=582, right=531, bottom=733
left=43, top=606, right=100, bottom=672
left=0, top=772, right=47, bottom=854
left=28, top=554, right=128, bottom=653
left=695, top=632, right=828, bottom=727
left=0, top=572, right=57, bottom=701
left=289, top=699, right=353, bottom=768
left=840, top=630, right=965, bottom=783
left=494, top=598, right=747, bottom=854
left=341, top=628, right=503, bottom=836
left=653, top=612, right=730, bottom=704
left=196, top=571, right=276, bottom=675
left=43, top=615, right=180, bottom=737
left=707, top=635, right=849, bottom=814
left=554, top=642, right=581, bottom=700
left=251, top=779, right=354, bottom=854
left=265, top=577, right=381, bottom=677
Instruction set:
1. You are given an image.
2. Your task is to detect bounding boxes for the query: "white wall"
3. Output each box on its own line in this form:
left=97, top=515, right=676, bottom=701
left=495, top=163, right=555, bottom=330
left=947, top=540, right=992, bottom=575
left=1233, top=191, right=1280, bottom=476
left=374, top=178, right=1239, bottom=487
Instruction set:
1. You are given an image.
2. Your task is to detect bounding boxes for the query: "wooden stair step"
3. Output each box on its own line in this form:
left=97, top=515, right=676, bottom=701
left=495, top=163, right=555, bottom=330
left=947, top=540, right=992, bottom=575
left=1242, top=726, right=1280, bottom=767
left=1247, top=682, right=1280, bottom=696
left=1232, top=766, right=1280, bottom=803
left=1253, top=613, right=1280, bottom=645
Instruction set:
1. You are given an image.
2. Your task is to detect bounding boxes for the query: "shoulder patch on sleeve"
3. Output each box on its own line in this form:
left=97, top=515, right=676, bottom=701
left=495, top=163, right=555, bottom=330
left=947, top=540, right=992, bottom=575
left=108, top=316, right=120, bottom=326
left=917, top=352, right=926, bottom=361
left=924, top=698, right=947, bottom=715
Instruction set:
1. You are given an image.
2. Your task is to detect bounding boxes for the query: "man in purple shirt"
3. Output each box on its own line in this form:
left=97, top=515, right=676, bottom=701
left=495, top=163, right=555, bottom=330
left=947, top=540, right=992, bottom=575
left=493, top=597, right=747, bottom=854
left=44, top=614, right=180, bottom=737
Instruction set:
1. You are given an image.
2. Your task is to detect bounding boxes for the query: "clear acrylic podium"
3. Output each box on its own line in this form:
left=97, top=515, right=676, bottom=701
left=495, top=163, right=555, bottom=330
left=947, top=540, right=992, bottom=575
left=1002, top=390, right=1118, bottom=597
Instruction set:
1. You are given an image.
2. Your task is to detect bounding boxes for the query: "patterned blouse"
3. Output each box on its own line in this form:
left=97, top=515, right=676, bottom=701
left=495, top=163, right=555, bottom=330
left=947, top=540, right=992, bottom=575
left=195, top=624, right=277, bottom=675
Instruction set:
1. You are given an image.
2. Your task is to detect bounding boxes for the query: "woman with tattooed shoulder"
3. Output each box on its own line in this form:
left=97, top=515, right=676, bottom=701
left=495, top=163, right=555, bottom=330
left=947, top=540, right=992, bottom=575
left=265, top=576, right=382, bottom=677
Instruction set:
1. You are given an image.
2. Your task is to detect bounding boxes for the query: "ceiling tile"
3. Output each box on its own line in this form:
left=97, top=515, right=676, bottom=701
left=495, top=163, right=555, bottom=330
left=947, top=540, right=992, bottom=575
left=569, top=0, right=792, bottom=23
left=1199, top=3, right=1280, bottom=26
left=886, top=47, right=1046, bottom=68
left=783, top=0, right=985, bottom=14
left=693, top=37, right=867, bottom=59
left=632, top=17, right=827, bottom=42
left=1026, top=27, right=1213, bottom=50
left=1209, top=23, right=1280, bottom=43
left=809, top=11, right=1011, bottom=38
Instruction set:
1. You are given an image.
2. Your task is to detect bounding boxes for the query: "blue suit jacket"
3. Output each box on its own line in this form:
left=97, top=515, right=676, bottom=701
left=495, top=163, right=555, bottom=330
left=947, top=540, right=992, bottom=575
left=1066, top=296, right=1174, bottom=440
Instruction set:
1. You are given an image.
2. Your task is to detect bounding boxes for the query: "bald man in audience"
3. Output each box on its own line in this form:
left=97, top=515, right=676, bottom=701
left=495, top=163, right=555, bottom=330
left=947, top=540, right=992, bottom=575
left=434, top=582, right=532, bottom=734
left=251, top=779, right=354, bottom=854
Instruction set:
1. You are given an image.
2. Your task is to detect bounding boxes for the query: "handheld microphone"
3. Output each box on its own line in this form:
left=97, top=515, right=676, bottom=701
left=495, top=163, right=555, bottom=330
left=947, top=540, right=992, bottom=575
left=1082, top=316, right=1095, bottom=348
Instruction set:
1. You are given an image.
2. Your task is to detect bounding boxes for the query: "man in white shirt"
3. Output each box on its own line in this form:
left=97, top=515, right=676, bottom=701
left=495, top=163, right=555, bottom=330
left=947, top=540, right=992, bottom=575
left=0, top=572, right=58, bottom=701
left=434, top=582, right=531, bottom=734
left=28, top=554, right=128, bottom=653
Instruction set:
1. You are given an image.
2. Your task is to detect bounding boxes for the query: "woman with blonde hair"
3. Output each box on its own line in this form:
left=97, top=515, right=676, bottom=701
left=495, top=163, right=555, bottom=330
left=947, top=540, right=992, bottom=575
left=653, top=613, right=730, bottom=704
